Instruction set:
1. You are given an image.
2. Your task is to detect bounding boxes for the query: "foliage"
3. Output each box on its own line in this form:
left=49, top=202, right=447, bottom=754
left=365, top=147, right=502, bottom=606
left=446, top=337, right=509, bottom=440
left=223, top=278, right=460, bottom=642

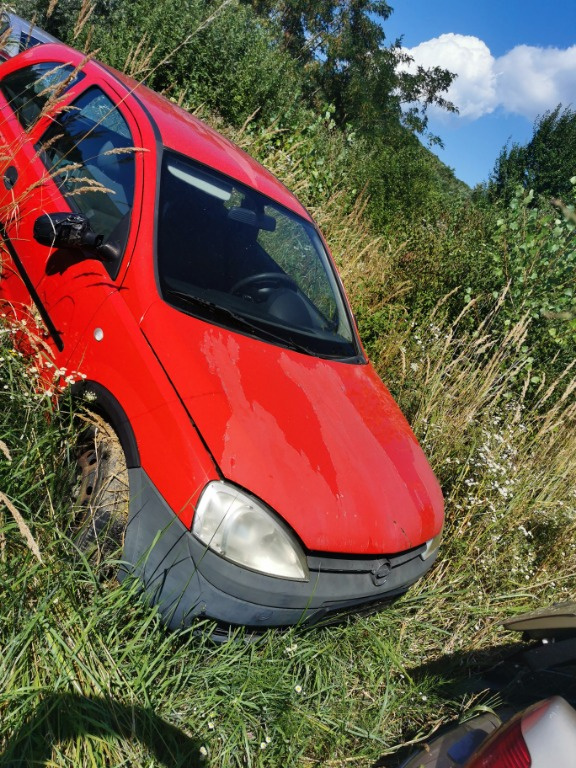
left=7, top=0, right=84, bottom=38
left=362, top=182, right=576, bottom=384
left=247, top=0, right=393, bottom=61
left=489, top=186, right=576, bottom=374
left=242, top=0, right=457, bottom=135
left=0, top=5, right=575, bottom=765
left=394, top=184, right=576, bottom=382
left=490, top=104, right=576, bottom=203
left=357, top=130, right=467, bottom=228
left=12, top=0, right=305, bottom=127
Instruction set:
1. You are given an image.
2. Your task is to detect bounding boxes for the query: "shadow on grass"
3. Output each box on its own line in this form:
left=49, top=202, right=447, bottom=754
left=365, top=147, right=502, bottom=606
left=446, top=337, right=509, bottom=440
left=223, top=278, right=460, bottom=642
left=409, top=637, right=576, bottom=707
left=0, top=692, right=202, bottom=767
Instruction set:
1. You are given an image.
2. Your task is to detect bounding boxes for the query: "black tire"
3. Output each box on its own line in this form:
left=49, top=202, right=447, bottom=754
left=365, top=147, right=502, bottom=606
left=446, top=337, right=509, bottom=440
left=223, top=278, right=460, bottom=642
left=73, top=413, right=129, bottom=568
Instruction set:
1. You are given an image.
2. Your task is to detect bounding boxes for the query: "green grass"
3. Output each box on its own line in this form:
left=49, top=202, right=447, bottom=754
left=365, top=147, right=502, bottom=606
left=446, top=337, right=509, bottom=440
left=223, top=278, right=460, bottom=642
left=0, top=19, right=574, bottom=764
left=0, top=124, right=574, bottom=768
left=1, top=283, right=575, bottom=766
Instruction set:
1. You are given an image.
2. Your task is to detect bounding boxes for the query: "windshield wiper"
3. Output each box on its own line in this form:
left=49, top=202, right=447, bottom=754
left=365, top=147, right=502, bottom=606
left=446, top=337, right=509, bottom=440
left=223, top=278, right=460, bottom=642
left=164, top=289, right=314, bottom=355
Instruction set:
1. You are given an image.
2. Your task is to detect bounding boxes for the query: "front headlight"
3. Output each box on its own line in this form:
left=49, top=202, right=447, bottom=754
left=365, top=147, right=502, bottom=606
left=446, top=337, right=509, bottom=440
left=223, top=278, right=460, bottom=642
left=192, top=481, right=309, bottom=581
left=421, top=526, right=443, bottom=560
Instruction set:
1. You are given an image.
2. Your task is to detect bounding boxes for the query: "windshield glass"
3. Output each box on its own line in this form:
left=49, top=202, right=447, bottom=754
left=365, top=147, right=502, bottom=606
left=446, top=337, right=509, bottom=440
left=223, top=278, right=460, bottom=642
left=157, top=151, right=360, bottom=359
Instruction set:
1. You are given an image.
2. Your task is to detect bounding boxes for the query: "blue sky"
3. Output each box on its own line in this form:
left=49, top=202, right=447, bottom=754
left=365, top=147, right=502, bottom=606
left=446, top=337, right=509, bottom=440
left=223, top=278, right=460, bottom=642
left=384, top=1, right=576, bottom=187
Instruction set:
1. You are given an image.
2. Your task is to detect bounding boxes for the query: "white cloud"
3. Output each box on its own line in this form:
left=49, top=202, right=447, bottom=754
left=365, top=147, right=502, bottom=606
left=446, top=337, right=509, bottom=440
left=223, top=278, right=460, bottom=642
left=496, top=45, right=576, bottom=117
left=405, top=34, right=498, bottom=119
left=403, top=33, right=576, bottom=122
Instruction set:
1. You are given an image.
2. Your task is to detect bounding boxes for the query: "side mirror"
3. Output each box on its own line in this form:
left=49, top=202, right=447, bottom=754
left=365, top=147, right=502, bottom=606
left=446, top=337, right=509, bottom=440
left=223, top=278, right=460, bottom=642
left=33, top=212, right=103, bottom=251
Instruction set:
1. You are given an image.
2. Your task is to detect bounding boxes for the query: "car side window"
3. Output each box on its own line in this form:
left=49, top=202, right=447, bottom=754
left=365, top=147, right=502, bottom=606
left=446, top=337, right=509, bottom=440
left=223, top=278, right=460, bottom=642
left=38, top=86, right=136, bottom=272
left=0, top=62, right=83, bottom=130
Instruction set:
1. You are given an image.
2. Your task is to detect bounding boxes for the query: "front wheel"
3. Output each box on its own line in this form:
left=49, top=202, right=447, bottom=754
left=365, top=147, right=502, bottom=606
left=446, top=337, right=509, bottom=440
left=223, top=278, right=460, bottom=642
left=73, top=413, right=129, bottom=568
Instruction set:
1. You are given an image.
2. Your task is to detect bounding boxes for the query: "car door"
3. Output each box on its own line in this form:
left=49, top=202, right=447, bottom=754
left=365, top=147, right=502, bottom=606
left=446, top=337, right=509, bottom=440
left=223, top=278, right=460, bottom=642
left=0, top=54, right=144, bottom=364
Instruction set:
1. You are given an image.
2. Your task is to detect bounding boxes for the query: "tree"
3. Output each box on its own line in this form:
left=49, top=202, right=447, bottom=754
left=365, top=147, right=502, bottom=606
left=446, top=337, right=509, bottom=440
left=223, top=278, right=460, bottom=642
left=490, top=105, right=576, bottom=203
left=241, top=0, right=457, bottom=135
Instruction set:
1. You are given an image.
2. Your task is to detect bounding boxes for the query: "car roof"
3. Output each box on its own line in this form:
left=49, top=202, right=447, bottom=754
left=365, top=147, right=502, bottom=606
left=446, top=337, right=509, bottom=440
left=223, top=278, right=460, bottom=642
left=106, top=65, right=311, bottom=220
left=0, top=11, right=60, bottom=58
left=6, top=39, right=311, bottom=220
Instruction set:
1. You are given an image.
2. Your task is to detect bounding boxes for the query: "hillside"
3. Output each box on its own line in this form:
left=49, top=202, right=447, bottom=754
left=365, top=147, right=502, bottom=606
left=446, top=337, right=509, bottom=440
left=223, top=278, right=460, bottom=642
left=1, top=2, right=575, bottom=766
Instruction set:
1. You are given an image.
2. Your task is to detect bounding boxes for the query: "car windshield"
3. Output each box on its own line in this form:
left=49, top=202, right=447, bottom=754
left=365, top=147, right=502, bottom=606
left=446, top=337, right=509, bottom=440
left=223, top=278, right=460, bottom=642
left=157, top=151, right=360, bottom=359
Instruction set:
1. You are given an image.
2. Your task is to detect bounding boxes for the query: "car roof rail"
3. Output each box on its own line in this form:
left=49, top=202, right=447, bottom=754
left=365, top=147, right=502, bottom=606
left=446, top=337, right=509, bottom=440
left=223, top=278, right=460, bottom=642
left=0, top=11, right=61, bottom=59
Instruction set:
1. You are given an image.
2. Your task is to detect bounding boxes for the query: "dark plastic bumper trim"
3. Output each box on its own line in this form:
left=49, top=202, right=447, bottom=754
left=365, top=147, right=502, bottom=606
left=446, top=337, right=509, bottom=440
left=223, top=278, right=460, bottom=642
left=120, top=467, right=438, bottom=630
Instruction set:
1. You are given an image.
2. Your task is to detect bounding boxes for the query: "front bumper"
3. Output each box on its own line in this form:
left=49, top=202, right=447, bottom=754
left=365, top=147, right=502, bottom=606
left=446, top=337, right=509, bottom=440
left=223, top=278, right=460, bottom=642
left=121, top=468, right=438, bottom=630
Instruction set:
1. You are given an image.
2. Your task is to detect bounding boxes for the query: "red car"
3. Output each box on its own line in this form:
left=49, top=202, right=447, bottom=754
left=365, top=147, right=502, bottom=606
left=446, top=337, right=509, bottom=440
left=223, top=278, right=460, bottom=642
left=0, top=35, right=444, bottom=631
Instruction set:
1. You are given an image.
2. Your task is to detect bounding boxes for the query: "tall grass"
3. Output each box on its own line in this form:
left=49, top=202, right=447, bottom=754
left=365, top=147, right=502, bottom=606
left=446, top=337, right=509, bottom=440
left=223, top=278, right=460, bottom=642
left=0, top=18, right=575, bottom=768
left=2, top=226, right=575, bottom=767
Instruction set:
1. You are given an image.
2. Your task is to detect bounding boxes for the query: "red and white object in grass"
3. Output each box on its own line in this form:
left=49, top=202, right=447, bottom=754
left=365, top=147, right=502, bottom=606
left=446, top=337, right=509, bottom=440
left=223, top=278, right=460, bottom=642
left=399, top=696, right=576, bottom=768
left=465, top=696, right=576, bottom=768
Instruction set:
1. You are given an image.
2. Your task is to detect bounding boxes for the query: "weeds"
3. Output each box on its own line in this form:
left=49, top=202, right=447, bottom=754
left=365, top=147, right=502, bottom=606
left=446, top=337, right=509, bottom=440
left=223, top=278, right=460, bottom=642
left=0, top=8, right=574, bottom=768
left=0, top=123, right=574, bottom=767
left=1, top=271, right=575, bottom=766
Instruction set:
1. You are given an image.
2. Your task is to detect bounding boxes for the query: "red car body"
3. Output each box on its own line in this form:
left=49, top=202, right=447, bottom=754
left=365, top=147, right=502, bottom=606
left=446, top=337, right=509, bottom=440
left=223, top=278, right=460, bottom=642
left=0, top=36, right=444, bottom=630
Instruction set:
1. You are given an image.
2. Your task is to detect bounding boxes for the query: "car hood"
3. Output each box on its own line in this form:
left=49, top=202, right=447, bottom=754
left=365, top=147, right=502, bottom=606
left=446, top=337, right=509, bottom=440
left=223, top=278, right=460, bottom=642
left=141, top=302, right=444, bottom=555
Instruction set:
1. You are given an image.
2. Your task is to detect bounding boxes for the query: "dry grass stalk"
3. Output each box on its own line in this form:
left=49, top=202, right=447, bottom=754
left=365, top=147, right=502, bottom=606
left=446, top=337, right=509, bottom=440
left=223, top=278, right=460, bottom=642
left=34, top=58, right=95, bottom=127
left=124, top=35, right=158, bottom=80
left=0, top=440, right=12, bottom=462
left=0, top=491, right=43, bottom=563
left=73, top=0, right=95, bottom=40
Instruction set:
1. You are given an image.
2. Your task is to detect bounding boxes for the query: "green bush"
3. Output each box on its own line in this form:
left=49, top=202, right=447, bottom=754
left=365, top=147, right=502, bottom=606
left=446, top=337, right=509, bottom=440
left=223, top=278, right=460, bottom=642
left=15, top=0, right=304, bottom=128
left=491, top=186, right=576, bottom=358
